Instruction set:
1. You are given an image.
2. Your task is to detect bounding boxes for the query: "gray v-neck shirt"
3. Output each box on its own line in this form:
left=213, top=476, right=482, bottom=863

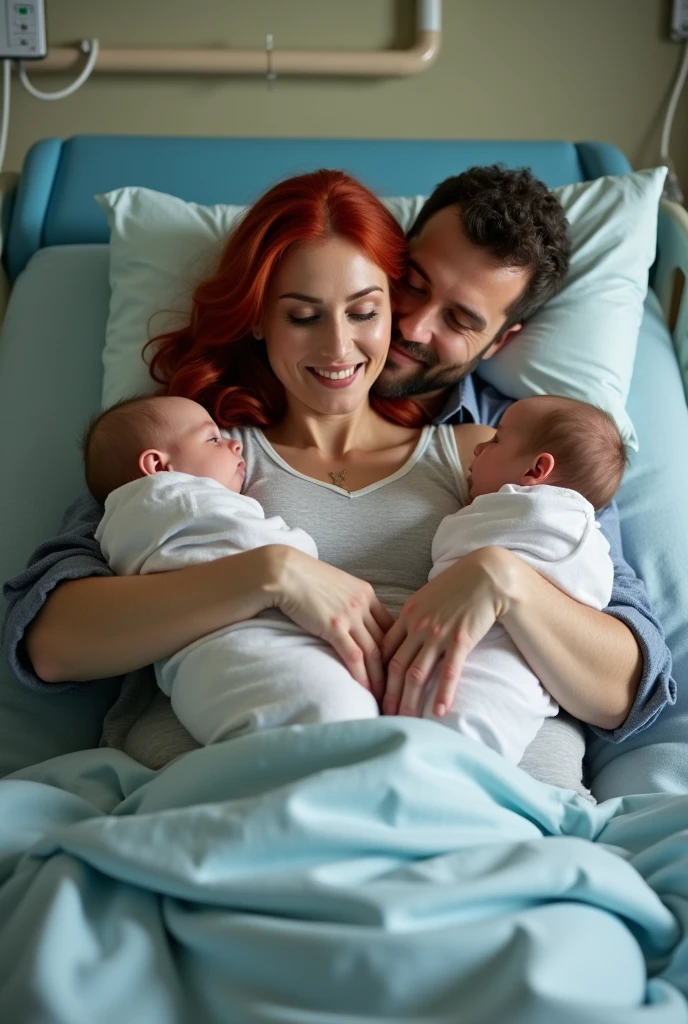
left=226, top=424, right=468, bottom=619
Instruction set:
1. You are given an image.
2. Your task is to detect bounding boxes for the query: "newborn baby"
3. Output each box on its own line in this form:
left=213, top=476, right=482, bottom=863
left=85, top=395, right=379, bottom=747
left=422, top=394, right=629, bottom=764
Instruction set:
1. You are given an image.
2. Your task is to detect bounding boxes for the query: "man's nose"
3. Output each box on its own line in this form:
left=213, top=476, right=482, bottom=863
left=396, top=302, right=435, bottom=345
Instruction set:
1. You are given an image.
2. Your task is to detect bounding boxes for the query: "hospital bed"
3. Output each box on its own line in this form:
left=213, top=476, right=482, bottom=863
left=1, top=136, right=688, bottom=1021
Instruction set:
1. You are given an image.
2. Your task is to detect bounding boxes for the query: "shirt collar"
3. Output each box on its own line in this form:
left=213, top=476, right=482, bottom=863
left=431, top=373, right=479, bottom=425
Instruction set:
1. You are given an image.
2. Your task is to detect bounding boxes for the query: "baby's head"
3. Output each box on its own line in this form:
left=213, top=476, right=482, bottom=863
left=82, top=395, right=245, bottom=504
left=467, top=395, right=629, bottom=511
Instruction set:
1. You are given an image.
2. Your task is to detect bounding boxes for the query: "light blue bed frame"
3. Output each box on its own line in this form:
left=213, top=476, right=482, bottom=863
left=1, top=135, right=688, bottom=795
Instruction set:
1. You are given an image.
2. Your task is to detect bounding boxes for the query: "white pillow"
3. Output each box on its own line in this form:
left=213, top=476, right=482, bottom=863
left=97, top=167, right=667, bottom=448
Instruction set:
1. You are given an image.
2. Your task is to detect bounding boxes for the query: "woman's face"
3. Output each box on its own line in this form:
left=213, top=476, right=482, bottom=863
left=257, top=236, right=392, bottom=417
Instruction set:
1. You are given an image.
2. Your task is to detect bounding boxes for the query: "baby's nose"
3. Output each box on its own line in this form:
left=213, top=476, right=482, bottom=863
left=228, top=439, right=243, bottom=455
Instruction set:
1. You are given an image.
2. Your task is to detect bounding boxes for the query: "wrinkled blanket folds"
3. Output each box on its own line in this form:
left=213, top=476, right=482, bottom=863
left=1, top=718, right=688, bottom=1023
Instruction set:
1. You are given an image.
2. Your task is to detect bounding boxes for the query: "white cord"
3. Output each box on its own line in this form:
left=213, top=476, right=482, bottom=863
left=18, top=38, right=99, bottom=101
left=0, top=60, right=10, bottom=174
left=661, top=40, right=688, bottom=166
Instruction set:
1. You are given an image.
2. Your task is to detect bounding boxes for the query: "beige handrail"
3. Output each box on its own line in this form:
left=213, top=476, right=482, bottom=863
left=30, top=1, right=441, bottom=79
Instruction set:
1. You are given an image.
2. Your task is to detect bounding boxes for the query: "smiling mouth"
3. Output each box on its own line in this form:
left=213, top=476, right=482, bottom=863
left=310, top=364, right=361, bottom=379
left=307, top=363, right=364, bottom=386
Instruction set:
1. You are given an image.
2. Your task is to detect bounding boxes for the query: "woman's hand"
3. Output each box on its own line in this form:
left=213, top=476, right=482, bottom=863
left=381, top=546, right=516, bottom=718
left=268, top=546, right=395, bottom=699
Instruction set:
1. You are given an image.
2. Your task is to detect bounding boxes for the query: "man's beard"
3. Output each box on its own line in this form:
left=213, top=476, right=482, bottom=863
left=372, top=333, right=497, bottom=400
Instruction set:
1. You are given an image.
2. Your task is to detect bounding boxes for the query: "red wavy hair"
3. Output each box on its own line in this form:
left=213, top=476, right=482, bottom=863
left=146, top=169, right=424, bottom=428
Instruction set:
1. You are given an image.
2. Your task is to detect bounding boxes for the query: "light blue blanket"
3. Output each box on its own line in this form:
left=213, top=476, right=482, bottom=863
left=1, top=718, right=688, bottom=1023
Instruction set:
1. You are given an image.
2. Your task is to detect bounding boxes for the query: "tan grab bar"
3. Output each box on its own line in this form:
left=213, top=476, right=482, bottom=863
left=30, top=0, right=442, bottom=79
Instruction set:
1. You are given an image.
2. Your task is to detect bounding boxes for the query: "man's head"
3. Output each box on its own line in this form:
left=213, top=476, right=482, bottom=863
left=374, top=165, right=570, bottom=404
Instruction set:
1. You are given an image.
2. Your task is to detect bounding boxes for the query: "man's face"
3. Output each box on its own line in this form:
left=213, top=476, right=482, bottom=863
left=374, top=207, right=531, bottom=401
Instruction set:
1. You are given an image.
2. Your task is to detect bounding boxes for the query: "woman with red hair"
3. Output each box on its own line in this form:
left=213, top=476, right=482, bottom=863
left=24, top=169, right=491, bottom=734
left=147, top=168, right=422, bottom=432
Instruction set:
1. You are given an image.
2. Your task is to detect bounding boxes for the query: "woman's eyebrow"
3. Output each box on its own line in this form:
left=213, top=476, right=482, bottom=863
left=408, top=258, right=487, bottom=331
left=278, top=286, right=383, bottom=303
left=346, top=286, right=383, bottom=301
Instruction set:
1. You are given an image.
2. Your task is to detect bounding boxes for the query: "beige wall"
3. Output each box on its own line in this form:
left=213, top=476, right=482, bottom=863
left=6, top=0, right=687, bottom=186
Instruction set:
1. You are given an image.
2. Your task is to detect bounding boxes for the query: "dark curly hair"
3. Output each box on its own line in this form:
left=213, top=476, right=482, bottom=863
left=408, top=165, right=571, bottom=328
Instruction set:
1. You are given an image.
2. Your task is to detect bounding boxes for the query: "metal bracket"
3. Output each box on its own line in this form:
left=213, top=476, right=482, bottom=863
left=265, top=33, right=276, bottom=89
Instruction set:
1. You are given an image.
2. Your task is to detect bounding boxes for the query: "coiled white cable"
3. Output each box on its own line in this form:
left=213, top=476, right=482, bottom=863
left=0, top=60, right=11, bottom=174
left=17, top=38, right=99, bottom=101
left=0, top=39, right=99, bottom=172
left=660, top=40, right=688, bottom=203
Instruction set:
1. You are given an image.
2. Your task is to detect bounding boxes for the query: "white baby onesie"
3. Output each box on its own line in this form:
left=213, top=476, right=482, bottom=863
left=95, top=472, right=378, bottom=745
left=422, top=484, right=614, bottom=763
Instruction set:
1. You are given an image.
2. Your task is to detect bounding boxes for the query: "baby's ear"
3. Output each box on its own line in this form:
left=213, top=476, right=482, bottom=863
left=522, top=452, right=555, bottom=485
left=139, top=449, right=168, bottom=476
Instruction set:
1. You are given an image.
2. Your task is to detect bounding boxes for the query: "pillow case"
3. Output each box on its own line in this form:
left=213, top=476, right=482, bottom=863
left=97, top=167, right=667, bottom=447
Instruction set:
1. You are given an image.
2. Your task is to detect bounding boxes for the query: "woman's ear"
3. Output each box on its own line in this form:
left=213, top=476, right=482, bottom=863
left=251, top=322, right=264, bottom=341
left=139, top=449, right=169, bottom=476
left=521, top=452, right=555, bottom=486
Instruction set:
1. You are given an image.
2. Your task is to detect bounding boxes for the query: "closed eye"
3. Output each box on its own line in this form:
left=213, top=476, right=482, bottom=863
left=288, top=311, right=378, bottom=325
left=447, top=314, right=471, bottom=333
left=288, top=314, right=318, bottom=326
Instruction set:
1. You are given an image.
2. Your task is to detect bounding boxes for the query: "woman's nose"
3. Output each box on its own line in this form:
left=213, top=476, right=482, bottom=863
left=321, top=318, right=353, bottom=360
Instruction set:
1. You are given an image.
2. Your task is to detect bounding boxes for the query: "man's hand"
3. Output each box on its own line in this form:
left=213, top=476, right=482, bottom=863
left=381, top=546, right=516, bottom=718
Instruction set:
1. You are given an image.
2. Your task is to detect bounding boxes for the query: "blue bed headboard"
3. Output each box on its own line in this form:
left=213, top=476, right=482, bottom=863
left=6, top=136, right=632, bottom=281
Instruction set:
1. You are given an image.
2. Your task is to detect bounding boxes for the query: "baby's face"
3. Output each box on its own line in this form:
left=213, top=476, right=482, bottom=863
left=467, top=401, right=535, bottom=500
left=161, top=398, right=246, bottom=492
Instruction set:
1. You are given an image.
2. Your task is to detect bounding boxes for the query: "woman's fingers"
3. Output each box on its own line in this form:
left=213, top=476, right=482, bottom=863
left=370, top=598, right=395, bottom=634
left=275, top=550, right=393, bottom=693
left=362, top=611, right=385, bottom=648
left=380, top=617, right=407, bottom=664
left=397, top=643, right=443, bottom=717
left=328, top=630, right=371, bottom=690
left=383, top=633, right=423, bottom=716
left=350, top=622, right=385, bottom=699
left=329, top=614, right=388, bottom=696
left=432, top=634, right=470, bottom=716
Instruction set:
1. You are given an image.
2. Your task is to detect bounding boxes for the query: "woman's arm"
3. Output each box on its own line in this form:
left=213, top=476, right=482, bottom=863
left=381, top=546, right=641, bottom=731
left=27, top=545, right=284, bottom=684
left=28, top=544, right=394, bottom=694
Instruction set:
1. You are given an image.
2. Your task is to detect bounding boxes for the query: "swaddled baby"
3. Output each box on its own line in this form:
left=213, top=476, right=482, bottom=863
left=84, top=395, right=379, bottom=747
left=422, top=395, right=629, bottom=764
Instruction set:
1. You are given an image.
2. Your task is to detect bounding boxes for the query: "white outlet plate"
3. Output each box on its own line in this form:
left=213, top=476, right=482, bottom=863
left=672, top=0, right=688, bottom=41
left=0, top=0, right=46, bottom=60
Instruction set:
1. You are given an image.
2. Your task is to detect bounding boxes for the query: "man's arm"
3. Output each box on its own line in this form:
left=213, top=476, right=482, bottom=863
left=2, top=489, right=114, bottom=692
left=587, top=501, right=675, bottom=740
